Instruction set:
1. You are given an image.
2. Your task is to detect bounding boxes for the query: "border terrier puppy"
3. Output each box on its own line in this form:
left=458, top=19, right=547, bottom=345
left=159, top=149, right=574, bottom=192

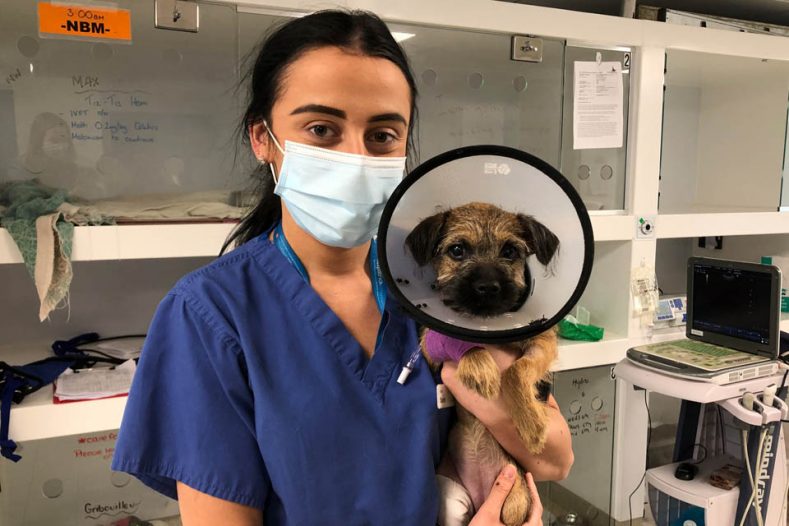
left=406, top=202, right=560, bottom=526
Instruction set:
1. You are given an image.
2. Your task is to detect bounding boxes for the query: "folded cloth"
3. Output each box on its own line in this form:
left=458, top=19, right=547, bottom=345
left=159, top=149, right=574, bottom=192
left=1, top=181, right=243, bottom=320
left=0, top=180, right=74, bottom=320
left=34, top=212, right=73, bottom=321
left=74, top=189, right=245, bottom=222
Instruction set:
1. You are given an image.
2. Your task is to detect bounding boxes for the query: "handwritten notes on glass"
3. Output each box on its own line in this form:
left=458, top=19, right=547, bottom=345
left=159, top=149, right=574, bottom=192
left=69, top=75, right=158, bottom=145
left=565, top=374, right=612, bottom=438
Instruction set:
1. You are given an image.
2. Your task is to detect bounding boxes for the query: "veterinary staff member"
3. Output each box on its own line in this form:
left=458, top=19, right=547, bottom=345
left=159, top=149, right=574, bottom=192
left=112, top=10, right=572, bottom=526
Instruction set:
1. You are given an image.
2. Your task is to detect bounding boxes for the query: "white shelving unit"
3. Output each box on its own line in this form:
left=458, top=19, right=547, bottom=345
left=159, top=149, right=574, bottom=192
left=2, top=1, right=788, bottom=524
left=0, top=220, right=631, bottom=267
left=657, top=212, right=789, bottom=239
left=0, top=214, right=634, bottom=264
left=1, top=342, right=127, bottom=443
left=0, top=223, right=235, bottom=264
left=6, top=333, right=637, bottom=443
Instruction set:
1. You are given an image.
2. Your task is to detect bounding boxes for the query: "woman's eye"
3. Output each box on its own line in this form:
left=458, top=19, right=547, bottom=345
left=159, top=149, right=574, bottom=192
left=448, top=244, right=465, bottom=260
left=308, top=124, right=336, bottom=139
left=368, top=131, right=395, bottom=144
left=500, top=244, right=519, bottom=260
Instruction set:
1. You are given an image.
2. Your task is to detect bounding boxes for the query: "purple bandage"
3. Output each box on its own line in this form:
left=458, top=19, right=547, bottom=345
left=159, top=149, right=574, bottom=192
left=424, top=330, right=484, bottom=363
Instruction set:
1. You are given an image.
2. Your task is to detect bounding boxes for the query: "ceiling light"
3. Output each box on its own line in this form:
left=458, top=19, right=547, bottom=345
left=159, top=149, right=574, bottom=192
left=391, top=32, right=415, bottom=43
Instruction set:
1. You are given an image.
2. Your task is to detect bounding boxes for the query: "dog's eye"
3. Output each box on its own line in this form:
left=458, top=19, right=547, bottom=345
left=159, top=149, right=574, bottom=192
left=447, top=244, right=466, bottom=260
left=500, top=243, right=519, bottom=260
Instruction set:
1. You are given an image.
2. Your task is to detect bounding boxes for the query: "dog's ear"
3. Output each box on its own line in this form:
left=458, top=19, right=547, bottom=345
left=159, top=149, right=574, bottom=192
left=405, top=211, right=448, bottom=266
left=517, top=214, right=560, bottom=266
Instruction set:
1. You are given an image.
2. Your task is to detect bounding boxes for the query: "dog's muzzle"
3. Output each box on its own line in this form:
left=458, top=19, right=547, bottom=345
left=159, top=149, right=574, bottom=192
left=442, top=264, right=528, bottom=317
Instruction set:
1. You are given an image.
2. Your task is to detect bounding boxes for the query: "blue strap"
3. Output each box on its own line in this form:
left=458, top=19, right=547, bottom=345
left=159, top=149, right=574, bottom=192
left=273, top=223, right=387, bottom=313
left=0, top=359, right=74, bottom=462
left=273, top=223, right=310, bottom=283
left=368, top=236, right=387, bottom=315
left=0, top=373, right=22, bottom=462
left=52, top=332, right=100, bottom=356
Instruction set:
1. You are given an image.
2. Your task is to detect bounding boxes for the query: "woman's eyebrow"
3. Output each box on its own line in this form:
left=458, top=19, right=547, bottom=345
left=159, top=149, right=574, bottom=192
left=290, top=104, right=346, bottom=118
left=368, top=113, right=407, bottom=125
left=289, top=105, right=406, bottom=125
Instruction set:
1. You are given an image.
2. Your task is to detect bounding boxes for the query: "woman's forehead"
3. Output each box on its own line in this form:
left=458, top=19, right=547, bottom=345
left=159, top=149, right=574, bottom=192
left=275, top=46, right=411, bottom=120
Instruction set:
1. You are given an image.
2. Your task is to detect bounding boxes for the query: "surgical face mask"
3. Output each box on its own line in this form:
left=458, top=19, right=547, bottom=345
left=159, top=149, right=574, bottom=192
left=265, top=125, right=406, bottom=248
left=42, top=140, right=70, bottom=157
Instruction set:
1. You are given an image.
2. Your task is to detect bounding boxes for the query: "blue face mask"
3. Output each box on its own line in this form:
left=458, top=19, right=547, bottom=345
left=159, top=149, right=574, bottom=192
left=265, top=126, right=406, bottom=248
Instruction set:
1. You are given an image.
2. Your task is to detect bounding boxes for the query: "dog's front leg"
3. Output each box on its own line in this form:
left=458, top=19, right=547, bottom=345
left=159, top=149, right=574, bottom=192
left=456, top=349, right=501, bottom=399
left=500, top=331, right=558, bottom=453
left=501, top=359, right=549, bottom=454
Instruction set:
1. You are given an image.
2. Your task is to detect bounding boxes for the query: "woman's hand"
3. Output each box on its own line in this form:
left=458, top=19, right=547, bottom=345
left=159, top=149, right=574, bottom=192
left=469, top=465, right=543, bottom=526
left=441, top=347, right=574, bottom=481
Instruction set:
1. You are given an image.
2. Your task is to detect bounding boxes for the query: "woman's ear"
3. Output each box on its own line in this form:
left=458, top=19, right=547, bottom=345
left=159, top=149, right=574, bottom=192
left=249, top=122, right=272, bottom=163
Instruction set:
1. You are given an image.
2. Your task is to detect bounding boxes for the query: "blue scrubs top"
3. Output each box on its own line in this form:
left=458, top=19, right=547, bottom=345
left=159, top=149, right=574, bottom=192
left=112, top=229, right=452, bottom=525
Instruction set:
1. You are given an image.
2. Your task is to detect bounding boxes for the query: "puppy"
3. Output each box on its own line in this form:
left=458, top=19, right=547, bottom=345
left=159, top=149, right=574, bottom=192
left=406, top=202, right=560, bottom=526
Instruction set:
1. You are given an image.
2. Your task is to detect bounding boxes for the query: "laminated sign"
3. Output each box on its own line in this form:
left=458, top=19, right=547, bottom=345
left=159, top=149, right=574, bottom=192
left=38, top=2, right=132, bottom=42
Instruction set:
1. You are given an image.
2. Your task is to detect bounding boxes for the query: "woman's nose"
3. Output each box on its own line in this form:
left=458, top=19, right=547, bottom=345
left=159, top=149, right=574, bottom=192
left=339, top=133, right=367, bottom=156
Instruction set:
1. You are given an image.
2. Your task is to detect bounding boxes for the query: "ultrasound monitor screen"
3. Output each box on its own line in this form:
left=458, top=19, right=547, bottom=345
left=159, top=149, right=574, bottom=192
left=691, top=262, right=773, bottom=345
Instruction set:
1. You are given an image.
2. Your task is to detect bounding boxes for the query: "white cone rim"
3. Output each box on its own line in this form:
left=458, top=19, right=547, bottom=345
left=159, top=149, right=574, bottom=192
left=377, top=145, right=594, bottom=344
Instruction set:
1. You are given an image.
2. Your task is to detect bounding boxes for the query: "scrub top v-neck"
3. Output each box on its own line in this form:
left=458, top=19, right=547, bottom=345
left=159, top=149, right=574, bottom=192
left=112, top=228, right=452, bottom=525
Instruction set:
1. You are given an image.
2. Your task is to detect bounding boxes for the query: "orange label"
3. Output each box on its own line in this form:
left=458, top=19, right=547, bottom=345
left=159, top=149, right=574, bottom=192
left=38, top=2, right=132, bottom=42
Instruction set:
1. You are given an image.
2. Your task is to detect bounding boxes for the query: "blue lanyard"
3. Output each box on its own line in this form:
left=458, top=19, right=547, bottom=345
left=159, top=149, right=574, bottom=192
left=272, top=223, right=387, bottom=314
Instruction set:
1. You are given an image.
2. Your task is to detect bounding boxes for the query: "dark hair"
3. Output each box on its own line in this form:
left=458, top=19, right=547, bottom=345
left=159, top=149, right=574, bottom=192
left=221, top=9, right=419, bottom=254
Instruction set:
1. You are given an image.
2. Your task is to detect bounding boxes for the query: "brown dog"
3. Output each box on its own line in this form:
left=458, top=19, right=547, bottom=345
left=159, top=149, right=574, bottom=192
left=406, top=202, right=560, bottom=526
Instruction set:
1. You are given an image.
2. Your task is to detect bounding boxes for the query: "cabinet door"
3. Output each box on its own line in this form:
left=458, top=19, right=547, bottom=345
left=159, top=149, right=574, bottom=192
left=661, top=50, right=789, bottom=213
left=391, top=24, right=565, bottom=168
left=0, top=0, right=243, bottom=201
left=0, top=429, right=179, bottom=525
left=551, top=365, right=617, bottom=524
left=561, top=46, right=631, bottom=212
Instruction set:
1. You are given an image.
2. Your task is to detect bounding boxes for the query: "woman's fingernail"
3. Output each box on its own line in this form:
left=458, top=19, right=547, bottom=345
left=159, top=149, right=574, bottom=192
left=503, top=465, right=516, bottom=480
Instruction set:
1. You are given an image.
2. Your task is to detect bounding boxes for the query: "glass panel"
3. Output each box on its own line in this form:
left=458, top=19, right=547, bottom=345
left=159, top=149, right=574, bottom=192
left=239, top=14, right=632, bottom=212
left=0, top=430, right=180, bottom=525
left=781, top=95, right=789, bottom=212
left=561, top=46, right=631, bottom=211
left=0, top=1, right=242, bottom=211
left=661, top=50, right=789, bottom=214
left=549, top=366, right=616, bottom=525
left=389, top=24, right=565, bottom=168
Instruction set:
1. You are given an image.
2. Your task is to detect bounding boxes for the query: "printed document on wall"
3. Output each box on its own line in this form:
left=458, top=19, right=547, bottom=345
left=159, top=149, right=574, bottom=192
left=573, top=61, right=623, bottom=150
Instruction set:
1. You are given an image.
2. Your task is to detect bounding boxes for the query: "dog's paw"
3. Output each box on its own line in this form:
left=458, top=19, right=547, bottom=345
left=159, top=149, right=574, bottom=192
left=457, top=350, right=501, bottom=399
left=500, top=471, right=531, bottom=526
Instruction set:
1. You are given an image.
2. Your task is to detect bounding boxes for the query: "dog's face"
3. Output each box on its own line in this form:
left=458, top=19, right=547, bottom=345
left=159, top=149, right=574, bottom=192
left=405, top=202, right=559, bottom=318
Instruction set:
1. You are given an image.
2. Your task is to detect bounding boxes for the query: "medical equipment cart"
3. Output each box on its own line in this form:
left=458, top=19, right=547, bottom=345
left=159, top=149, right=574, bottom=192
left=614, top=360, right=789, bottom=526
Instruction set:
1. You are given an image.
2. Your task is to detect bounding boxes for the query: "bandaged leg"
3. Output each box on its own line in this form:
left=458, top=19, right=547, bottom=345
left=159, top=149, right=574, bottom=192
left=436, top=474, right=474, bottom=526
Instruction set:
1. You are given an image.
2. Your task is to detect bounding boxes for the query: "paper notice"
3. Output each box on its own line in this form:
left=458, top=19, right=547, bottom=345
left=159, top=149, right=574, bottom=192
left=573, top=61, right=624, bottom=150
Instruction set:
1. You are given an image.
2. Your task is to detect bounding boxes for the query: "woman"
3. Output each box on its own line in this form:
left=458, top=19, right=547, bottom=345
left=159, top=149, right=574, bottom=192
left=112, top=10, right=572, bottom=526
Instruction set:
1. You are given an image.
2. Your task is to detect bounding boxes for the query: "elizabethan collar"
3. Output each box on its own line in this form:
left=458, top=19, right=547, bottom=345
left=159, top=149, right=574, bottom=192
left=377, top=146, right=594, bottom=344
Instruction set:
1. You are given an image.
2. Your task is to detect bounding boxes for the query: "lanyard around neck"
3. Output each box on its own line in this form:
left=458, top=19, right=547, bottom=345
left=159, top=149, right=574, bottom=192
left=272, top=223, right=387, bottom=314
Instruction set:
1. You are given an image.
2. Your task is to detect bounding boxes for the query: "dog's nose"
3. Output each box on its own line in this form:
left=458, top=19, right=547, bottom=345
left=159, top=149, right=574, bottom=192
left=474, top=280, right=501, bottom=296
